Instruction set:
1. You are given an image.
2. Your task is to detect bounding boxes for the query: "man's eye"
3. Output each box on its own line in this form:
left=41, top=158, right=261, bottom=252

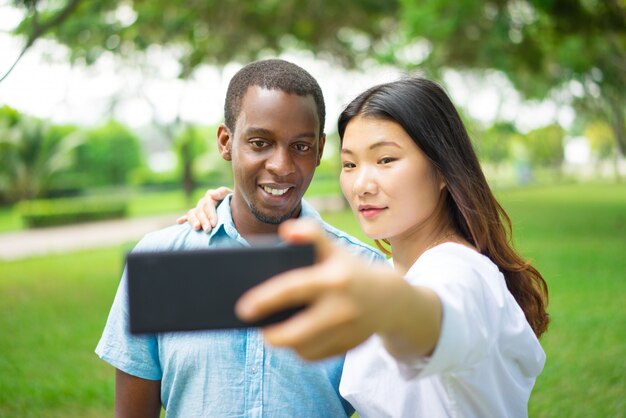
left=250, top=140, right=268, bottom=148
left=294, top=143, right=312, bottom=152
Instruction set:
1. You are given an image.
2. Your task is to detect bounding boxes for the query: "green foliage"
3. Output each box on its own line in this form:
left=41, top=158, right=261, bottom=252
left=523, top=124, right=565, bottom=168
left=0, top=104, right=21, bottom=126
left=17, top=196, right=128, bottom=228
left=314, top=132, right=341, bottom=178
left=0, top=112, right=83, bottom=203
left=11, top=0, right=397, bottom=73
left=585, top=120, right=615, bottom=160
left=61, top=120, right=143, bottom=189
left=397, top=0, right=626, bottom=155
left=174, top=125, right=209, bottom=170
left=174, top=124, right=207, bottom=197
left=129, top=167, right=180, bottom=189
left=9, top=1, right=624, bottom=156
left=476, top=121, right=517, bottom=165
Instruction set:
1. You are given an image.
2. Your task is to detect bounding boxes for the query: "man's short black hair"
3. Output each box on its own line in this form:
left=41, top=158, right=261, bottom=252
left=224, top=59, right=325, bottom=136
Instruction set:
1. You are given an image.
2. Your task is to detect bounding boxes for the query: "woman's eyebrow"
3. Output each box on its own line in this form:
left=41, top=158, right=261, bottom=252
left=369, top=141, right=401, bottom=150
left=341, top=140, right=401, bottom=154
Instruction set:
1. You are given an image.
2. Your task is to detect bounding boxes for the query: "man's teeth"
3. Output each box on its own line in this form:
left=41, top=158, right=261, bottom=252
left=263, top=186, right=289, bottom=196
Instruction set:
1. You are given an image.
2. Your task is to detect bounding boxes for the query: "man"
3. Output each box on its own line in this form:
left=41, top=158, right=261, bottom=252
left=96, top=59, right=384, bottom=417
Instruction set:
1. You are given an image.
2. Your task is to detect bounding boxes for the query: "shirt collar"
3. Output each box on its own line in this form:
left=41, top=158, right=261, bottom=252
left=299, top=198, right=323, bottom=222
left=207, top=194, right=322, bottom=247
left=207, top=194, right=242, bottom=246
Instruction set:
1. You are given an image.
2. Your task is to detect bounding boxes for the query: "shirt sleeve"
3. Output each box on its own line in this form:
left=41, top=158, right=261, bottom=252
left=391, top=256, right=505, bottom=380
left=95, top=244, right=162, bottom=380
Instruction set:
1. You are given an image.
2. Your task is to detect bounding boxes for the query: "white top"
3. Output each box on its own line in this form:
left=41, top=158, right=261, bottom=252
left=340, top=243, right=545, bottom=418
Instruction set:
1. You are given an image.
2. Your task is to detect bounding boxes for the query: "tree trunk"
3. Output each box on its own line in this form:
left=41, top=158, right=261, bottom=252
left=607, top=92, right=626, bottom=158
left=181, top=142, right=194, bottom=205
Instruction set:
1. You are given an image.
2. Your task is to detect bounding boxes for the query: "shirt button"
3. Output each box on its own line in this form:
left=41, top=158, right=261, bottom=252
left=251, top=366, right=258, bottom=373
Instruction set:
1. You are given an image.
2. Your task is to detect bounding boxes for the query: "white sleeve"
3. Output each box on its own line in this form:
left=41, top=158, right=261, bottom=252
left=391, top=257, right=506, bottom=380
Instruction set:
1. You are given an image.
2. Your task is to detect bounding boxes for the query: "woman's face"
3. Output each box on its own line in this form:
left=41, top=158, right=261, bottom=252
left=340, top=116, right=446, bottom=242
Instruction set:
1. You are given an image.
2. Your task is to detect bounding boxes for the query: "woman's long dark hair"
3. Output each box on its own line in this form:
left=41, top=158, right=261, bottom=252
left=338, top=78, right=549, bottom=337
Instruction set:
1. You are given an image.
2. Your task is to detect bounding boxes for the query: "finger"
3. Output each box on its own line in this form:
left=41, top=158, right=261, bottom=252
left=203, top=187, right=229, bottom=228
left=288, top=323, right=370, bottom=361
left=175, top=215, right=187, bottom=224
left=210, top=186, right=232, bottom=201
left=278, top=219, right=334, bottom=262
left=262, top=294, right=347, bottom=346
left=200, top=200, right=218, bottom=230
left=194, top=201, right=212, bottom=232
left=185, top=210, right=202, bottom=231
left=235, top=265, right=331, bottom=322
left=263, top=300, right=369, bottom=360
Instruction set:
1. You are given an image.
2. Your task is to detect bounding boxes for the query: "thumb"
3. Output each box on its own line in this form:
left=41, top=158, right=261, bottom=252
left=278, top=219, right=333, bottom=262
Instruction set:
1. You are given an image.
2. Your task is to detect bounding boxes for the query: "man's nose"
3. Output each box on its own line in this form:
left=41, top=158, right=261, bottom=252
left=266, top=147, right=296, bottom=177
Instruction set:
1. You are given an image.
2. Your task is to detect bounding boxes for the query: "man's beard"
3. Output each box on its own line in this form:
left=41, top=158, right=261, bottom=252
left=249, top=203, right=300, bottom=225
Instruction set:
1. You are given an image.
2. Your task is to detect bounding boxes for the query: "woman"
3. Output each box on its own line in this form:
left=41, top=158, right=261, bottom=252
left=180, top=77, right=549, bottom=417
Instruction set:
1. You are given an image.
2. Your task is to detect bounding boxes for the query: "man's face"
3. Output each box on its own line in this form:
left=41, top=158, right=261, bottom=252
left=218, top=86, right=325, bottom=235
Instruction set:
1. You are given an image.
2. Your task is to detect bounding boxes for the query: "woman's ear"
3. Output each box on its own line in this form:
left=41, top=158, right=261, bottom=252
left=217, top=124, right=232, bottom=161
left=434, top=169, right=446, bottom=191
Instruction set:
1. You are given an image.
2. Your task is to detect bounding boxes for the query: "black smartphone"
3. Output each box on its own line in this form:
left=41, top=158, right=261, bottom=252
left=126, top=243, right=314, bottom=334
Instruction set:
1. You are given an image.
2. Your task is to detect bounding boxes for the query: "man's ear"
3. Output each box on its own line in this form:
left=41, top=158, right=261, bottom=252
left=316, top=133, right=326, bottom=166
left=217, top=124, right=232, bottom=161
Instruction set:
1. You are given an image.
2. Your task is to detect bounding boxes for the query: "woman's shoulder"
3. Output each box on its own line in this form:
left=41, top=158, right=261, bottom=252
left=420, top=241, right=496, bottom=268
left=405, top=242, right=502, bottom=289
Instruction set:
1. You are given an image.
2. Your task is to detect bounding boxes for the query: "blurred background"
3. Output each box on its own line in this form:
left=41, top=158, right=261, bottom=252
left=0, top=1, right=624, bottom=416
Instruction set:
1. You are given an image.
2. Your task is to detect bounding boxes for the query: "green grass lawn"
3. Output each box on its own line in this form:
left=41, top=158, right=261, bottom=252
left=497, top=184, right=626, bottom=417
left=0, top=247, right=123, bottom=417
left=0, top=182, right=624, bottom=417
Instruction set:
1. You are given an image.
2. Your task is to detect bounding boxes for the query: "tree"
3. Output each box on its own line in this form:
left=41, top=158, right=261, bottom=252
left=524, top=123, right=565, bottom=172
left=173, top=124, right=210, bottom=203
left=477, top=121, right=516, bottom=168
left=586, top=120, right=615, bottom=161
left=397, top=0, right=626, bottom=157
left=5, top=0, right=397, bottom=79
left=6, top=0, right=624, bottom=158
left=585, top=119, right=620, bottom=180
left=4, top=0, right=398, bottom=196
left=72, top=120, right=143, bottom=187
left=0, top=112, right=83, bottom=203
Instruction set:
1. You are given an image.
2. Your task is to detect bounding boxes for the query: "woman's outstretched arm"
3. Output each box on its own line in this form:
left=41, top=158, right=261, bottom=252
left=235, top=218, right=442, bottom=361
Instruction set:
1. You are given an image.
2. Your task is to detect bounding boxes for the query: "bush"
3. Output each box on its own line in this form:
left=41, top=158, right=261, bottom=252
left=0, top=115, right=83, bottom=203
left=56, top=121, right=143, bottom=190
left=17, top=197, right=129, bottom=228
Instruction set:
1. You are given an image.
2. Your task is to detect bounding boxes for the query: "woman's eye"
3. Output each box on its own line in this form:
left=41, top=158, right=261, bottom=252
left=379, top=157, right=396, bottom=165
left=342, top=161, right=356, bottom=169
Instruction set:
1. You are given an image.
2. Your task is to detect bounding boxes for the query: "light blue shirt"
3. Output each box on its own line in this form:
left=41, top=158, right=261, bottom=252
left=96, top=196, right=384, bottom=417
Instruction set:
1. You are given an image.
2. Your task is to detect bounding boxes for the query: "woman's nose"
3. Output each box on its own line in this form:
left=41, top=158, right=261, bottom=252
left=353, top=166, right=377, bottom=196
